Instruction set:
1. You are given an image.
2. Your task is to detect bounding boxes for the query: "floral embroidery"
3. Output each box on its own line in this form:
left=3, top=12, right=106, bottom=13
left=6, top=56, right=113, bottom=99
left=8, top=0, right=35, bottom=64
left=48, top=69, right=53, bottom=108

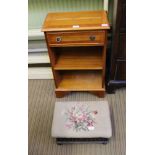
left=64, top=104, right=98, bottom=132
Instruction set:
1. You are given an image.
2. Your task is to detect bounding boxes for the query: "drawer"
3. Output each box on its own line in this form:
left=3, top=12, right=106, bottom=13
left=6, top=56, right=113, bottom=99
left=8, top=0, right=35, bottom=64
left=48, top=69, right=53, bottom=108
left=46, top=31, right=105, bottom=46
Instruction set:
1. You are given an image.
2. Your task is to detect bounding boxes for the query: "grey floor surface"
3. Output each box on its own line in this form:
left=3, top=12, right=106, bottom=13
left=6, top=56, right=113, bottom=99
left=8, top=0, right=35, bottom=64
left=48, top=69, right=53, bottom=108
left=28, top=80, right=126, bottom=155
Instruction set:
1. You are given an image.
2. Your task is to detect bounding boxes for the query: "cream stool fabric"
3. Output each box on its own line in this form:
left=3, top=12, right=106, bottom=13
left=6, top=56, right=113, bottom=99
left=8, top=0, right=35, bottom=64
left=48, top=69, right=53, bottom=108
left=52, top=101, right=112, bottom=139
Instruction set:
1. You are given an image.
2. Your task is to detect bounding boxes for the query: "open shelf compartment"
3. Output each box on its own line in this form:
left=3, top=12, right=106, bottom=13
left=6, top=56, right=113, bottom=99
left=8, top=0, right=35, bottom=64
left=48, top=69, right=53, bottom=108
left=53, top=46, right=103, bottom=70
left=56, top=70, right=104, bottom=91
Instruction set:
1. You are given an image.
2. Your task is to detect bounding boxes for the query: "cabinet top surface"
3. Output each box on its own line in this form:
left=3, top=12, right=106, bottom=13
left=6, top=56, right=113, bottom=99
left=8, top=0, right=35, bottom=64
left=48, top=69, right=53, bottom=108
left=42, top=11, right=110, bottom=32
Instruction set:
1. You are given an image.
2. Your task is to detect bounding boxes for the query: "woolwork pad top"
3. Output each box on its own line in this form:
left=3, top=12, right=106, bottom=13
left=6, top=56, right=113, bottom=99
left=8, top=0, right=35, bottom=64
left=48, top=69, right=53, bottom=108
left=52, top=101, right=112, bottom=138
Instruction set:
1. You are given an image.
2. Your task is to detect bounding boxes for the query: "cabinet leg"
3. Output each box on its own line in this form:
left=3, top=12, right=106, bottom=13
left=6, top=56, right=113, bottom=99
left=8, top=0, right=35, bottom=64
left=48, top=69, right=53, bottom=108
left=90, top=91, right=105, bottom=98
left=55, top=91, right=69, bottom=98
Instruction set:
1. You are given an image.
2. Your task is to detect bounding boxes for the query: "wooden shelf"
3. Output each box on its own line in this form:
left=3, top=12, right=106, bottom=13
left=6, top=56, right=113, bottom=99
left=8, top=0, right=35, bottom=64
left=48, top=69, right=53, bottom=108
left=54, top=49, right=103, bottom=70
left=42, top=11, right=109, bottom=97
left=56, top=71, right=104, bottom=91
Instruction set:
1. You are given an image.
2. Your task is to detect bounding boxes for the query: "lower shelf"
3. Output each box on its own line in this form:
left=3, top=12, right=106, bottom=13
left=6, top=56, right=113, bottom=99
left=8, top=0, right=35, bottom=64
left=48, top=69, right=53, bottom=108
left=54, top=48, right=103, bottom=70
left=56, top=71, right=105, bottom=91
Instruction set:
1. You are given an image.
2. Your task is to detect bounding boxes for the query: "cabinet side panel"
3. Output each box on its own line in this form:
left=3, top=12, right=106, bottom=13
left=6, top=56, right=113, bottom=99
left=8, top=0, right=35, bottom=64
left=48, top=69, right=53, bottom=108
left=44, top=32, right=61, bottom=87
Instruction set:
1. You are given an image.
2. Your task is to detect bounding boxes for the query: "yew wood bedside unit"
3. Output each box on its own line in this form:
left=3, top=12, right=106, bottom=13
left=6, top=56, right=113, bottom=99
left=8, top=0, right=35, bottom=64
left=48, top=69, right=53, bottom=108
left=42, top=11, right=110, bottom=98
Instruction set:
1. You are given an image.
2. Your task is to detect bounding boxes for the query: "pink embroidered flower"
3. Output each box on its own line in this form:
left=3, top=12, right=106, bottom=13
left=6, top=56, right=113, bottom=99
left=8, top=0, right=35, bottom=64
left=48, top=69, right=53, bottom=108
left=94, top=110, right=98, bottom=114
left=65, top=124, right=72, bottom=128
left=65, top=105, right=98, bottom=131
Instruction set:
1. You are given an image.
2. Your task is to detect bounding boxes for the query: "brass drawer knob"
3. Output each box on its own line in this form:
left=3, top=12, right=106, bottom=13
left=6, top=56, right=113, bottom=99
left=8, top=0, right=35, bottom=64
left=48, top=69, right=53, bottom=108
left=56, top=36, right=62, bottom=42
left=89, top=35, right=96, bottom=41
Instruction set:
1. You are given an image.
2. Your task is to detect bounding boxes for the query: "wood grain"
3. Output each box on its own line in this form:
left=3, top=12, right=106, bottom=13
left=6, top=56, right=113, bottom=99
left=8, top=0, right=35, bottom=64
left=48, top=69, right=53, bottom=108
left=42, top=11, right=109, bottom=97
left=42, top=11, right=110, bottom=32
left=56, top=71, right=104, bottom=91
left=46, top=31, right=105, bottom=47
left=54, top=47, right=103, bottom=70
left=44, top=32, right=61, bottom=87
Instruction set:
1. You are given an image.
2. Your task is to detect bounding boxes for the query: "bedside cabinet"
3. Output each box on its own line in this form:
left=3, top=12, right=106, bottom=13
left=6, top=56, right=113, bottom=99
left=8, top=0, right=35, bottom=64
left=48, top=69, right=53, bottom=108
left=42, top=11, right=110, bottom=98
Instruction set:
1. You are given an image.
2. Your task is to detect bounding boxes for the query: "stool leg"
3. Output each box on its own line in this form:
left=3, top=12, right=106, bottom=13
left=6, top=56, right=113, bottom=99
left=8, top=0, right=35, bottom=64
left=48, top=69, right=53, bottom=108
left=102, top=138, right=109, bottom=144
left=56, top=138, right=63, bottom=145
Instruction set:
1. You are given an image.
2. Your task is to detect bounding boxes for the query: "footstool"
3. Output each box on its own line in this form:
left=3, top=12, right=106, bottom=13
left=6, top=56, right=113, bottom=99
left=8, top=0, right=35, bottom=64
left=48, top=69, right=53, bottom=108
left=52, top=101, right=112, bottom=144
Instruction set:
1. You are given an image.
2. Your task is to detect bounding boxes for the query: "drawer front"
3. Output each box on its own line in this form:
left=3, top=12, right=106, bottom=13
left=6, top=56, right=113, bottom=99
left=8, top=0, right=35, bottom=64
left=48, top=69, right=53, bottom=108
left=46, top=31, right=105, bottom=46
